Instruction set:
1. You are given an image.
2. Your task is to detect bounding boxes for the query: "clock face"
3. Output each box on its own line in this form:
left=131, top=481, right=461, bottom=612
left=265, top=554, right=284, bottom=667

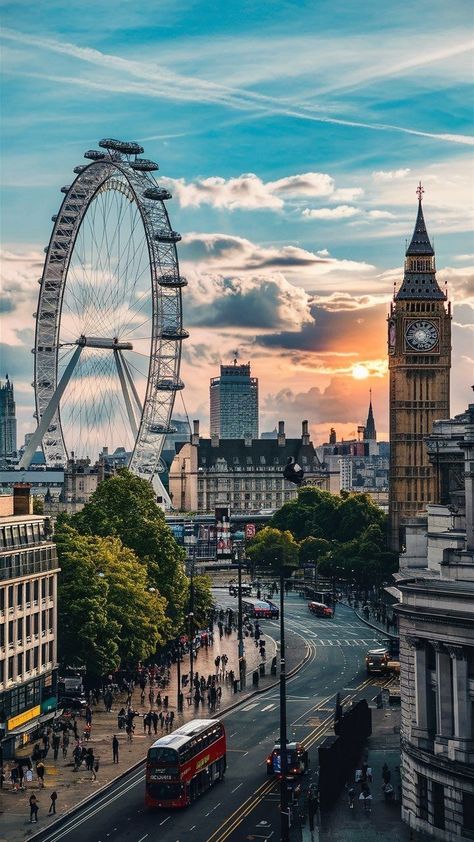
left=405, top=320, right=438, bottom=351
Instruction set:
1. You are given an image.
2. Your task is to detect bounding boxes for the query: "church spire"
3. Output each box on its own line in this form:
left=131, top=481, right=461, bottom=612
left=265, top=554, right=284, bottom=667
left=395, top=183, right=444, bottom=301
left=364, top=389, right=377, bottom=440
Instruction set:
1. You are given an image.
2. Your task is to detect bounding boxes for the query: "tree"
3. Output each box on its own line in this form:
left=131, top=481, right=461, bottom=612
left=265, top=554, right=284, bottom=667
left=55, top=522, right=170, bottom=673
left=271, top=487, right=339, bottom=541
left=190, top=574, right=214, bottom=631
left=71, top=469, right=188, bottom=627
left=246, top=527, right=299, bottom=575
left=32, top=497, right=44, bottom=514
left=337, top=492, right=385, bottom=544
left=54, top=523, right=120, bottom=676
left=299, top=537, right=331, bottom=565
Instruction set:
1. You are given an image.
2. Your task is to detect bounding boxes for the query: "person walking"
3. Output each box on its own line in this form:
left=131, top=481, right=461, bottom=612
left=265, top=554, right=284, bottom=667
left=17, top=762, right=24, bottom=790
left=152, top=711, right=158, bottom=735
left=29, top=793, right=39, bottom=823
left=92, top=757, right=99, bottom=781
left=48, top=790, right=57, bottom=815
left=165, top=712, right=170, bottom=734
left=52, top=733, right=60, bottom=760
left=169, top=711, right=175, bottom=731
left=36, top=760, right=45, bottom=788
left=112, top=735, right=119, bottom=764
left=62, top=733, right=69, bottom=759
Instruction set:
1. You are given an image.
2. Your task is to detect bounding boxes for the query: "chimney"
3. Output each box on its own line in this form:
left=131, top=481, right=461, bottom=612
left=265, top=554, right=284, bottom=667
left=13, top=484, right=33, bottom=516
left=302, top=420, right=310, bottom=446
left=277, top=421, right=286, bottom=447
left=211, top=432, right=220, bottom=448
left=191, top=419, right=200, bottom=446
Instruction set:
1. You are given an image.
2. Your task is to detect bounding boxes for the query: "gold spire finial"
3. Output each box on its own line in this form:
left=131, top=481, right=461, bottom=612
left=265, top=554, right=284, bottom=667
left=416, top=181, right=424, bottom=202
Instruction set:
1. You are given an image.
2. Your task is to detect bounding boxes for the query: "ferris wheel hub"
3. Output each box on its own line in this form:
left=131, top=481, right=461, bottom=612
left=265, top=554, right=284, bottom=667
left=75, top=336, right=134, bottom=351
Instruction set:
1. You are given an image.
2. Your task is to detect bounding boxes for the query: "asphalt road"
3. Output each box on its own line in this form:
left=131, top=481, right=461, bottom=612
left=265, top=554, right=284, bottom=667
left=31, top=597, right=390, bottom=842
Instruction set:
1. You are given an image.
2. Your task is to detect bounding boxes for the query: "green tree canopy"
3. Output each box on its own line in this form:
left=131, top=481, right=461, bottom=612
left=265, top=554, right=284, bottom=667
left=190, top=574, right=214, bottom=631
left=55, top=522, right=170, bottom=673
left=246, top=527, right=299, bottom=574
left=271, top=487, right=339, bottom=541
left=299, top=536, right=331, bottom=565
left=71, top=469, right=187, bottom=626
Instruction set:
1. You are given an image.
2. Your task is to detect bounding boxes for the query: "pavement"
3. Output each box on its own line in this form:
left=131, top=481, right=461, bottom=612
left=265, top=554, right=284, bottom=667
left=0, top=623, right=280, bottom=842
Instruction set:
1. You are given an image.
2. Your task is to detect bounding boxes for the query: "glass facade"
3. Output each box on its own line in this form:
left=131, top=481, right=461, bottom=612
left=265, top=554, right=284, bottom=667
left=210, top=361, right=258, bottom=439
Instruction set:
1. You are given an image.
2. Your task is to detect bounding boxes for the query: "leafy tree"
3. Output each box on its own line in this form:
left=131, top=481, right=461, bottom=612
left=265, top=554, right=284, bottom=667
left=246, top=527, right=299, bottom=574
left=71, top=469, right=187, bottom=626
left=189, top=574, right=214, bottom=631
left=54, top=523, right=120, bottom=676
left=299, top=536, right=331, bottom=565
left=271, top=487, right=339, bottom=541
left=55, top=522, right=170, bottom=673
left=337, top=492, right=385, bottom=544
left=32, top=497, right=44, bottom=514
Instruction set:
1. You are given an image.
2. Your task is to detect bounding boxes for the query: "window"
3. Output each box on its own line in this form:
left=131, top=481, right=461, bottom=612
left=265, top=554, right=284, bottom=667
left=432, top=781, right=445, bottom=830
left=17, top=583, right=23, bottom=608
left=17, top=653, right=23, bottom=678
left=25, top=650, right=30, bottom=672
left=8, top=656, right=14, bottom=680
left=33, top=647, right=39, bottom=668
left=33, top=581, right=39, bottom=604
left=462, top=792, right=474, bottom=837
left=8, top=586, right=14, bottom=609
left=25, top=582, right=31, bottom=605
left=417, top=774, right=428, bottom=821
left=41, top=578, right=46, bottom=600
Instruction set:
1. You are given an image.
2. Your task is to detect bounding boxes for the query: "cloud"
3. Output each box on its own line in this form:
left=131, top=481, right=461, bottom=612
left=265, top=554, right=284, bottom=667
left=332, top=188, right=365, bottom=202
left=455, top=254, right=474, bottom=262
left=163, top=170, right=339, bottom=210
left=302, top=205, right=361, bottom=220
left=372, top=169, right=411, bottom=181
left=367, top=210, right=396, bottom=219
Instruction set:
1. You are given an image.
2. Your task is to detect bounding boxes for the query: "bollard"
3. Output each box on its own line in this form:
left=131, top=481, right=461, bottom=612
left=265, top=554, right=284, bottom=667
left=271, top=656, right=277, bottom=676
left=252, top=669, right=259, bottom=687
left=259, top=663, right=265, bottom=677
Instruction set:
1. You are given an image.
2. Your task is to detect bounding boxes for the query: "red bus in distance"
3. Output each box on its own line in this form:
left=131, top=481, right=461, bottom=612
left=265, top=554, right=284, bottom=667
left=145, top=719, right=226, bottom=808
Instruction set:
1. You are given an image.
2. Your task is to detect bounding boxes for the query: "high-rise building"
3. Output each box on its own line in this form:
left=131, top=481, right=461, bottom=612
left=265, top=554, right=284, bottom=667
left=210, top=359, right=258, bottom=439
left=0, top=376, right=17, bottom=467
left=388, top=185, right=451, bottom=551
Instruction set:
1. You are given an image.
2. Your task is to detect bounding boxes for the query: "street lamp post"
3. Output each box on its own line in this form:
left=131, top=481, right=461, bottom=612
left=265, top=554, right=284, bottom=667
left=235, top=544, right=245, bottom=689
left=278, top=560, right=290, bottom=842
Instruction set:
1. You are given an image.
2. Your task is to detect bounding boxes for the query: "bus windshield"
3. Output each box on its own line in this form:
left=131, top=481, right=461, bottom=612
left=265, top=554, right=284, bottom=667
left=148, top=747, right=179, bottom=763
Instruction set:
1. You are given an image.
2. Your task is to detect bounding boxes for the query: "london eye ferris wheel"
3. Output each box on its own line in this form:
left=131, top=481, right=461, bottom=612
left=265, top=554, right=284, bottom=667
left=19, top=139, right=188, bottom=503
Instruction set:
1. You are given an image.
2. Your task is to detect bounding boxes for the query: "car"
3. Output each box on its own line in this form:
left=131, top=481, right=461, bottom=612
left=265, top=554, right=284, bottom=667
left=266, top=741, right=309, bottom=776
left=308, top=601, right=333, bottom=618
left=365, top=647, right=390, bottom=674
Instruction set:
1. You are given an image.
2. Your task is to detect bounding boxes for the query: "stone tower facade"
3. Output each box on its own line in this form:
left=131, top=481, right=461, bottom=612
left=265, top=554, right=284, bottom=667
left=388, top=185, right=451, bottom=551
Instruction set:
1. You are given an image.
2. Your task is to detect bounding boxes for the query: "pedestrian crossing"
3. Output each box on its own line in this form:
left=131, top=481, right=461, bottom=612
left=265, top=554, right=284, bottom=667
left=313, top=638, right=380, bottom=647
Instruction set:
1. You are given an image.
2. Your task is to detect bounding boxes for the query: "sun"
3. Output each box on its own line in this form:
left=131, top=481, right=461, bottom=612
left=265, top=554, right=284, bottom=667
left=352, top=363, right=370, bottom=380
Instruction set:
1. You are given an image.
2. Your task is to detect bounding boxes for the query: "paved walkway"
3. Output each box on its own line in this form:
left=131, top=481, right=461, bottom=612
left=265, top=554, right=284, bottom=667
left=1, top=626, right=280, bottom=842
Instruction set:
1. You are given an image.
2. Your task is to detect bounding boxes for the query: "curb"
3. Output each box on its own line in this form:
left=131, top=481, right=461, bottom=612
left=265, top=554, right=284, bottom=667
left=342, top=601, right=398, bottom=640
left=25, top=630, right=310, bottom=842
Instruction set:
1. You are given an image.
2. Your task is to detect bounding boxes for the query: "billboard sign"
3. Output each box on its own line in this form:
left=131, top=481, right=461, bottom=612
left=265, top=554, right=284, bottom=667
left=245, top=523, right=256, bottom=540
left=215, top=506, right=232, bottom=558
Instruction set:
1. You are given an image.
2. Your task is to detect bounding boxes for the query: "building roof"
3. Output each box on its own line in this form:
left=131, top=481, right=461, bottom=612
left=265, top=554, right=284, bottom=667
left=395, top=192, right=445, bottom=301
left=197, top=437, right=321, bottom=470
left=364, top=391, right=376, bottom=440
left=405, top=198, right=434, bottom=257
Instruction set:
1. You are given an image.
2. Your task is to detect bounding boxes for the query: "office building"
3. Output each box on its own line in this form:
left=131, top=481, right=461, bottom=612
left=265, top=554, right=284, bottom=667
left=395, top=400, right=474, bottom=840
left=0, top=485, right=59, bottom=759
left=210, top=360, right=258, bottom=439
left=0, top=376, right=17, bottom=468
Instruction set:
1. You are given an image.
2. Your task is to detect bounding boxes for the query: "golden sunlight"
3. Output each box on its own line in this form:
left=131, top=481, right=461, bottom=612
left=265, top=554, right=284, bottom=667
left=352, top=363, right=370, bottom=380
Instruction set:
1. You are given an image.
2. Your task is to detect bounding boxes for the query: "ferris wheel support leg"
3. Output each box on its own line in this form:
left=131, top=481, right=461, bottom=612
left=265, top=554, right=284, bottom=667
left=119, top=351, right=143, bottom=417
left=113, top=350, right=138, bottom=439
left=19, top=344, right=84, bottom=469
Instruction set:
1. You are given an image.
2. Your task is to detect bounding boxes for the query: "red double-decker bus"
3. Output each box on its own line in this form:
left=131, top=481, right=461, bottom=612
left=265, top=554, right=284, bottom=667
left=145, top=719, right=226, bottom=808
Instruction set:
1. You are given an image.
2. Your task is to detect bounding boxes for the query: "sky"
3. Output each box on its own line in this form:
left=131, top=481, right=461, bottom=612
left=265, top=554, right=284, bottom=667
left=1, top=0, right=473, bottom=453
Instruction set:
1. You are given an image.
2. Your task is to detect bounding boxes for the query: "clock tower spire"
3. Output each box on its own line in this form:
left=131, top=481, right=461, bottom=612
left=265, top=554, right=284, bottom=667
left=388, top=186, right=451, bottom=551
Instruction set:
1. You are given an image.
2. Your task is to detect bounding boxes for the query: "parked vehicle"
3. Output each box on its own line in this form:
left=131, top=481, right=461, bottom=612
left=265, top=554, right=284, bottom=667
left=266, top=741, right=309, bottom=777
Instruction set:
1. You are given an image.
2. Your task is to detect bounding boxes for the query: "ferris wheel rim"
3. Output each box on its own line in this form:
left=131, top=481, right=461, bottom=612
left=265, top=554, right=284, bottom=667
left=33, top=144, right=186, bottom=484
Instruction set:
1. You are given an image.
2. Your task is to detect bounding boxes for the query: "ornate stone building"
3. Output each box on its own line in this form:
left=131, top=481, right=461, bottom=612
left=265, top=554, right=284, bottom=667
left=395, top=400, right=474, bottom=840
left=388, top=185, right=451, bottom=551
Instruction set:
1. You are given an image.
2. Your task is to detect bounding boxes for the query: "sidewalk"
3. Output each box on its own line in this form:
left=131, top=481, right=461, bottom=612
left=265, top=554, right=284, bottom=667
left=345, top=601, right=398, bottom=640
left=1, top=626, right=285, bottom=842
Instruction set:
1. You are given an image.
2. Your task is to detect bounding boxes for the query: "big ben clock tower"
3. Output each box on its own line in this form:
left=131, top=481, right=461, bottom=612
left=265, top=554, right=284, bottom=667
left=388, top=184, right=451, bottom=551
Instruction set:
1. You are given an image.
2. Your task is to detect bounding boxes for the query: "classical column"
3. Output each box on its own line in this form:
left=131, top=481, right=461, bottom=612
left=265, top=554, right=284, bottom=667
left=446, top=644, right=471, bottom=740
left=433, top=641, right=454, bottom=737
left=406, top=635, right=428, bottom=731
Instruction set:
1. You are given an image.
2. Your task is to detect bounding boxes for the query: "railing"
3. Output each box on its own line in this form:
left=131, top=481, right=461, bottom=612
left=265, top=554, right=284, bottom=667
left=0, top=555, right=59, bottom=582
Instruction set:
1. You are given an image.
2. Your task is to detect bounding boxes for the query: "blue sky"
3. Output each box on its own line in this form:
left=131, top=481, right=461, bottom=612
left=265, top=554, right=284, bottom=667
left=1, top=0, right=473, bottom=449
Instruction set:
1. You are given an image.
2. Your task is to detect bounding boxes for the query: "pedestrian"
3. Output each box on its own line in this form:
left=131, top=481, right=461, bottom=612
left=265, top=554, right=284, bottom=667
left=85, top=704, right=92, bottom=725
left=62, top=733, right=69, bottom=758
left=17, top=762, right=24, bottom=790
left=152, top=711, right=158, bottom=734
left=92, top=758, right=99, bottom=781
left=159, top=711, right=164, bottom=730
left=382, top=763, right=391, bottom=786
left=165, top=712, right=170, bottom=733
left=29, top=792, right=39, bottom=823
left=48, top=790, right=57, bottom=815
left=126, top=723, right=133, bottom=743
left=52, top=733, right=60, bottom=760
left=86, top=748, right=94, bottom=771
left=112, top=735, right=119, bottom=764
left=10, top=765, right=19, bottom=791
left=36, top=760, right=45, bottom=788
left=169, top=711, right=175, bottom=731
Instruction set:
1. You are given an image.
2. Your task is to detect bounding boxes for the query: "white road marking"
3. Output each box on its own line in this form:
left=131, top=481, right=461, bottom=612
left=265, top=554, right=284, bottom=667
left=159, top=816, right=170, bottom=826
left=138, top=836, right=149, bottom=842
left=242, top=702, right=258, bottom=711
left=260, top=703, right=277, bottom=712
left=232, top=782, right=243, bottom=793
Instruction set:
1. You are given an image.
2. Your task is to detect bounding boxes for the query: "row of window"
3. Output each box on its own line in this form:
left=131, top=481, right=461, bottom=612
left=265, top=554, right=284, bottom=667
left=0, top=576, right=54, bottom=612
left=0, top=609, right=54, bottom=647
left=418, top=774, right=474, bottom=835
left=0, top=546, right=57, bottom=581
left=0, top=671, right=57, bottom=719
left=0, top=641, right=54, bottom=686
left=200, top=478, right=294, bottom=491
left=0, top=520, right=49, bottom=550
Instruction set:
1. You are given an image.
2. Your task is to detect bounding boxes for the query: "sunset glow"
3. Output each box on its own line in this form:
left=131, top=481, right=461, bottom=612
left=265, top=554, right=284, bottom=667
left=352, top=364, right=370, bottom=380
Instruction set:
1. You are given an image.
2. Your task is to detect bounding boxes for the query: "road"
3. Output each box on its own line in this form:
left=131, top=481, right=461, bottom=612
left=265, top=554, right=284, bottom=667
left=32, top=596, right=391, bottom=842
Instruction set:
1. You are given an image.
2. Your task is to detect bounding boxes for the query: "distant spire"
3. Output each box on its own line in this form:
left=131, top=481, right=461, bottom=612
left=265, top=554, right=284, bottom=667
left=406, top=183, right=433, bottom=257
left=364, top=390, right=377, bottom=440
